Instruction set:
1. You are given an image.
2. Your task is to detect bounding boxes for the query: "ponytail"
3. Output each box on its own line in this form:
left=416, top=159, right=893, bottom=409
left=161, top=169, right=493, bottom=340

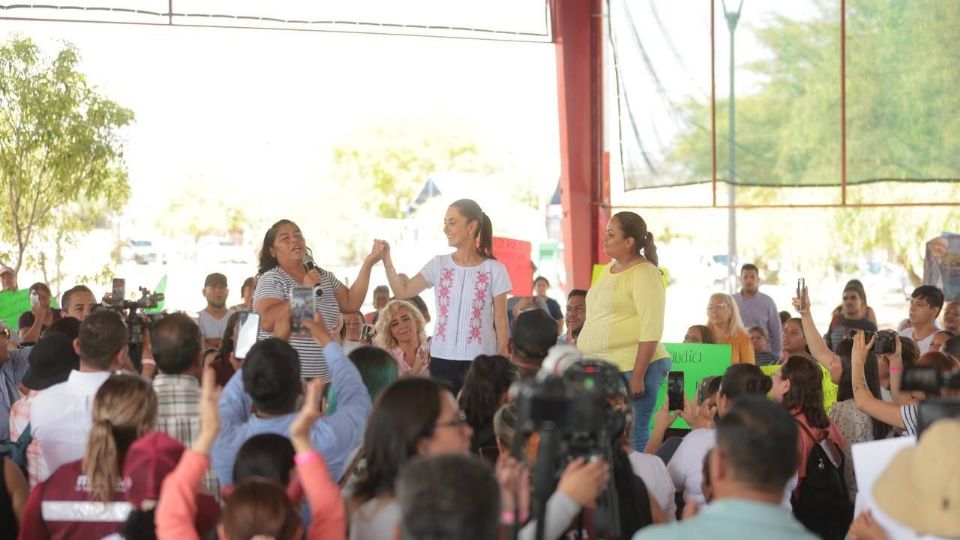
left=84, top=419, right=124, bottom=503
left=478, top=212, right=495, bottom=260
left=642, top=231, right=658, bottom=266
left=612, top=211, right=658, bottom=266
left=84, top=372, right=158, bottom=503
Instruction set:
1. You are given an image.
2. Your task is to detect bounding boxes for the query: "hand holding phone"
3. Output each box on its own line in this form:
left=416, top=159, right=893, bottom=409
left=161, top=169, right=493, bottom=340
left=112, top=278, right=126, bottom=303
left=290, top=286, right=316, bottom=336
left=667, top=371, right=685, bottom=411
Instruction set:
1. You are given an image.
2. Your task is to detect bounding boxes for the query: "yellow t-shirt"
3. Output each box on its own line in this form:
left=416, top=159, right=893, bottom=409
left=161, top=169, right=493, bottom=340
left=577, top=261, right=670, bottom=372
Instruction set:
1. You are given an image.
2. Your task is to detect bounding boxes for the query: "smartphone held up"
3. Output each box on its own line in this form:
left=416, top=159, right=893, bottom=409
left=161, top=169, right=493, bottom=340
left=290, top=286, right=316, bottom=336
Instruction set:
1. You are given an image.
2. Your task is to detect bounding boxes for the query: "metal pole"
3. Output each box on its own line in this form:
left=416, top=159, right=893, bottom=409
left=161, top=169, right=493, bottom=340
left=724, top=0, right=743, bottom=293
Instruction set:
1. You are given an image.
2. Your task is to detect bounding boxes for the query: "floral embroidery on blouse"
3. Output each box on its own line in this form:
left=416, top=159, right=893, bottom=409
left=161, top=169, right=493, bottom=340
left=436, top=269, right=455, bottom=342
left=468, top=271, right=491, bottom=345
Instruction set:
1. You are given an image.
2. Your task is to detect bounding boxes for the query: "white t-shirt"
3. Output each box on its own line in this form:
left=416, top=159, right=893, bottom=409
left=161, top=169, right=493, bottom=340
left=419, top=255, right=512, bottom=361
left=667, top=428, right=715, bottom=506
left=629, top=450, right=677, bottom=520
left=254, top=266, right=344, bottom=381
left=667, top=428, right=797, bottom=508
left=898, top=328, right=936, bottom=354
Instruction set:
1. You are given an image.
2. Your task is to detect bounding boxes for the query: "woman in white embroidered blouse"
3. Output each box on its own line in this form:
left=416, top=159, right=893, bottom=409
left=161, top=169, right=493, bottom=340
left=374, top=300, right=430, bottom=376
left=381, top=199, right=511, bottom=394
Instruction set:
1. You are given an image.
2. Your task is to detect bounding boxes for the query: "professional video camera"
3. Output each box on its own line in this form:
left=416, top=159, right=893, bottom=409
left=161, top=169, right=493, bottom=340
left=900, top=364, right=960, bottom=434
left=512, top=345, right=629, bottom=540
left=93, top=286, right=164, bottom=367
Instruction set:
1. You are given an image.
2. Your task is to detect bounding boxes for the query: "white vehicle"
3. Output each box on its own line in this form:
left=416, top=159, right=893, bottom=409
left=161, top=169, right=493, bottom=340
left=121, top=240, right=161, bottom=265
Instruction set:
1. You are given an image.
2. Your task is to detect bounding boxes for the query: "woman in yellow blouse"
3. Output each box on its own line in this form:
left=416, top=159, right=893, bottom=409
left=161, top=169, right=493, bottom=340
left=706, top=292, right=756, bottom=364
left=578, top=211, right=670, bottom=451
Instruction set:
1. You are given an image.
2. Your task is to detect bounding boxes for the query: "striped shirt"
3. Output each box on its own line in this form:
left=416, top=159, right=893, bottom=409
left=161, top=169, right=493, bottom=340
left=254, top=266, right=344, bottom=381
left=153, top=374, right=220, bottom=500
left=900, top=404, right=919, bottom=436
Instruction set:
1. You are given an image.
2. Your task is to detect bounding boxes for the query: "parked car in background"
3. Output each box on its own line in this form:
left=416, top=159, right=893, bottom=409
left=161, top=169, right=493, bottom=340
left=121, top=239, right=162, bottom=265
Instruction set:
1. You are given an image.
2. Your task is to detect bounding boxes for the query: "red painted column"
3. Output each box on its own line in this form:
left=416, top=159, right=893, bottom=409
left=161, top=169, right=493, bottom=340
left=553, top=0, right=605, bottom=290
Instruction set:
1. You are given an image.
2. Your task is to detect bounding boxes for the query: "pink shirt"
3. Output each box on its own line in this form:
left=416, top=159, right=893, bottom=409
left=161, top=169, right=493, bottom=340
left=9, top=391, right=48, bottom=488
left=391, top=342, right=431, bottom=376
left=157, top=450, right=346, bottom=540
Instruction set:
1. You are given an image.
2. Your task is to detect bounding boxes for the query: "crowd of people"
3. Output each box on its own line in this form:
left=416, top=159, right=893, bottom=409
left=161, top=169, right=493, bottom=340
left=1, top=201, right=959, bottom=540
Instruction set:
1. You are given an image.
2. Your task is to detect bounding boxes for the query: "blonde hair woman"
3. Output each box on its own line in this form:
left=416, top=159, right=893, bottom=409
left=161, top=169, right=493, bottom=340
left=19, top=372, right=160, bottom=538
left=374, top=300, right=430, bottom=376
left=706, top=293, right=755, bottom=364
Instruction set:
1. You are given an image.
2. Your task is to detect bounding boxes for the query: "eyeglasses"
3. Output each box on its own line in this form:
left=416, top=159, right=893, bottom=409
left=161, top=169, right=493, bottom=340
left=435, top=410, right=468, bottom=430
left=707, top=304, right=728, bottom=311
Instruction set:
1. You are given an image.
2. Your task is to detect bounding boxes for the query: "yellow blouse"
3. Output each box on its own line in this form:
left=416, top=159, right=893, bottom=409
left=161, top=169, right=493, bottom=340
left=577, top=261, right=669, bottom=372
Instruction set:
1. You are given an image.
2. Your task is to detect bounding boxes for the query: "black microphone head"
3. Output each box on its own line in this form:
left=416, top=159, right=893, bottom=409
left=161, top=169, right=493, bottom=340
left=303, top=254, right=317, bottom=271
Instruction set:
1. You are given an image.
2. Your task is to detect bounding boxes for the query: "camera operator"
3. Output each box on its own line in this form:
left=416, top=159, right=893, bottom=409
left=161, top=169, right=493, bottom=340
left=852, top=331, right=960, bottom=437
left=511, top=356, right=666, bottom=539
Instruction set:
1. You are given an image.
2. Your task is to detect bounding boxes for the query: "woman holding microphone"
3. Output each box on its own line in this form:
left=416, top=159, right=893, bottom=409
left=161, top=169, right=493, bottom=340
left=382, top=199, right=511, bottom=394
left=254, top=219, right=380, bottom=381
left=577, top=211, right=670, bottom=451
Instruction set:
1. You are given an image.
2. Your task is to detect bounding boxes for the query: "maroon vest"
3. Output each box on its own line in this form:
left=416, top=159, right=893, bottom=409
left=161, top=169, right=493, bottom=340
left=29, top=460, right=129, bottom=540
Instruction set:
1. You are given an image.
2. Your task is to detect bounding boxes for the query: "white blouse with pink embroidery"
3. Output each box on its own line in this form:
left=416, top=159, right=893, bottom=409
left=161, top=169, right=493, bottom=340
left=419, top=254, right=512, bottom=361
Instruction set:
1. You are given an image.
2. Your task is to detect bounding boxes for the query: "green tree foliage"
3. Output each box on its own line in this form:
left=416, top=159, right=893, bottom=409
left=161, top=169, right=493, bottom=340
left=156, top=177, right=254, bottom=242
left=670, top=0, right=959, bottom=186
left=0, top=37, right=133, bottom=274
left=664, top=0, right=960, bottom=284
left=331, top=119, right=499, bottom=219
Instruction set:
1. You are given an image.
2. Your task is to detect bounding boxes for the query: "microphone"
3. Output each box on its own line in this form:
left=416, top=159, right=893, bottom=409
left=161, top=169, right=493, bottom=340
left=304, top=254, right=319, bottom=273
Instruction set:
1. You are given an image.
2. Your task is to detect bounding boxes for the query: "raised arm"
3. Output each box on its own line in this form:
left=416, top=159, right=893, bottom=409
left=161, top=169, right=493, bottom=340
left=157, top=368, right=221, bottom=540
left=290, top=378, right=347, bottom=540
left=335, top=240, right=383, bottom=313
left=793, top=286, right=842, bottom=383
left=851, top=331, right=905, bottom=429
left=381, top=241, right=429, bottom=300
left=302, top=314, right=372, bottom=478
left=885, top=334, right=917, bottom=406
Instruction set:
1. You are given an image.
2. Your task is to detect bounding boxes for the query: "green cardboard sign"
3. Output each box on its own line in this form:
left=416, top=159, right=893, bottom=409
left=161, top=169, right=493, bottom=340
left=143, top=275, right=168, bottom=314
left=0, top=290, right=31, bottom=330
left=650, top=343, right=733, bottom=430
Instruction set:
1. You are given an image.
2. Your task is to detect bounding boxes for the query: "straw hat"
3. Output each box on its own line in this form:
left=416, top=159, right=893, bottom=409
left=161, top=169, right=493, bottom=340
left=873, top=419, right=960, bottom=537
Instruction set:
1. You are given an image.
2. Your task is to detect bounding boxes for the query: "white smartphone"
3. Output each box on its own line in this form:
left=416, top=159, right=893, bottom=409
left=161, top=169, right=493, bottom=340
left=234, top=312, right=260, bottom=360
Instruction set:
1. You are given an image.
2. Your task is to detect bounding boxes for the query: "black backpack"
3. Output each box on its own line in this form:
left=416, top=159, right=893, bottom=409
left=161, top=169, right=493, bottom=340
left=791, top=421, right=853, bottom=540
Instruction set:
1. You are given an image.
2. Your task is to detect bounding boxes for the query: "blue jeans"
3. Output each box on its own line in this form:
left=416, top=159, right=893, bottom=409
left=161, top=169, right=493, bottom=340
left=624, top=358, right=672, bottom=451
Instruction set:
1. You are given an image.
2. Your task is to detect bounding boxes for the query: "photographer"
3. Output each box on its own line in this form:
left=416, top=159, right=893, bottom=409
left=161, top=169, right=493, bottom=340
left=851, top=331, right=960, bottom=436
left=511, top=357, right=666, bottom=539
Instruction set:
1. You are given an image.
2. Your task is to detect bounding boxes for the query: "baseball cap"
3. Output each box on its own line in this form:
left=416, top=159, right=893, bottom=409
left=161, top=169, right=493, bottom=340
left=22, top=332, right=80, bottom=391
left=513, top=309, right=559, bottom=360
left=123, top=431, right=221, bottom=529
left=123, top=432, right=185, bottom=509
left=204, top=273, right=228, bottom=288
left=873, top=419, right=960, bottom=537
